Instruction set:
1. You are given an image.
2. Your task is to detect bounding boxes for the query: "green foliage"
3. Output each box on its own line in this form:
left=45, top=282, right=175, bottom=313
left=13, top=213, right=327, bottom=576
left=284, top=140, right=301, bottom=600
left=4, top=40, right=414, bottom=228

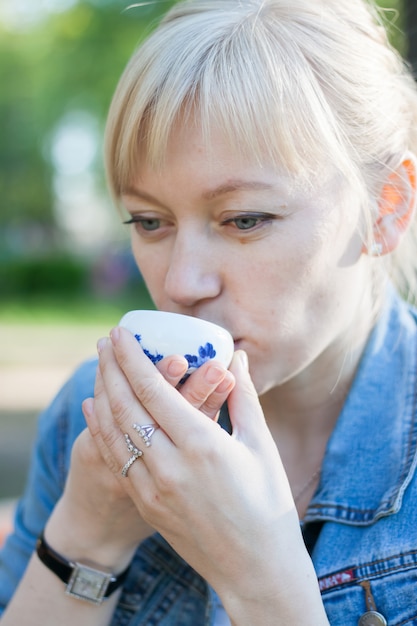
left=0, top=31, right=53, bottom=225
left=0, top=252, right=155, bottom=321
left=0, top=254, right=87, bottom=297
left=0, top=0, right=178, bottom=231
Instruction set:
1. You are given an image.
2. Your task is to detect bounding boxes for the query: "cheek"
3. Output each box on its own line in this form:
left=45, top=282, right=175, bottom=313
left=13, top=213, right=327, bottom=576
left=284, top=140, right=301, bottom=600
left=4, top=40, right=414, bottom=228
left=131, top=244, right=167, bottom=299
left=245, top=228, right=348, bottom=334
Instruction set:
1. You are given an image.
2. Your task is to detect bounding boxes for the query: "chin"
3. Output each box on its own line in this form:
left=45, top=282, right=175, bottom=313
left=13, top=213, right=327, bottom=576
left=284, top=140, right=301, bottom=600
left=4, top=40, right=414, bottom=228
left=247, top=360, right=288, bottom=396
left=255, top=382, right=276, bottom=397
left=248, top=369, right=274, bottom=397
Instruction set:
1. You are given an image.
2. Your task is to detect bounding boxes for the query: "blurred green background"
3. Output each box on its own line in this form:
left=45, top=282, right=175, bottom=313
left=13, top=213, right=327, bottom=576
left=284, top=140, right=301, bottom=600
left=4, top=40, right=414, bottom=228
left=0, top=0, right=182, bottom=505
left=0, top=0, right=181, bottom=324
left=0, top=0, right=415, bottom=505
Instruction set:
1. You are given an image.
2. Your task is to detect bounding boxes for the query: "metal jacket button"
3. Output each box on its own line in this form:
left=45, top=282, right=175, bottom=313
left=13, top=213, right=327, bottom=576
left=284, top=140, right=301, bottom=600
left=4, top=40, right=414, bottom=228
left=358, top=611, right=387, bottom=626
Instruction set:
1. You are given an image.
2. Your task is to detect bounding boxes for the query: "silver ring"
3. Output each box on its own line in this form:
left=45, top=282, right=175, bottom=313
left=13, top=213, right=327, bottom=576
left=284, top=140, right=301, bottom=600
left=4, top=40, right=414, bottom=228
left=132, top=423, right=160, bottom=447
left=121, top=434, right=143, bottom=477
left=124, top=433, right=143, bottom=457
left=121, top=454, right=140, bottom=477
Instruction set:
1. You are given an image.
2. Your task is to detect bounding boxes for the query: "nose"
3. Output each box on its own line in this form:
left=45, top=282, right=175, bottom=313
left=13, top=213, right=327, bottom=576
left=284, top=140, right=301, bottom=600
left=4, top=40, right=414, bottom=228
left=164, top=231, right=222, bottom=307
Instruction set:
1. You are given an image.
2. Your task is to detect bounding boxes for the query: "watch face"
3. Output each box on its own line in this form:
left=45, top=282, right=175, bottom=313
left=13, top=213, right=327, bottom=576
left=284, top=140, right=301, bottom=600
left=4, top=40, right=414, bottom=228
left=66, top=563, right=113, bottom=604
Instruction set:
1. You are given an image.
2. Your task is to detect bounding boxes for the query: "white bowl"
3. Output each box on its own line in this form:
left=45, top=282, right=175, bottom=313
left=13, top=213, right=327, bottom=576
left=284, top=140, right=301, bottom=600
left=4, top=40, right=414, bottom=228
left=118, top=310, right=234, bottom=374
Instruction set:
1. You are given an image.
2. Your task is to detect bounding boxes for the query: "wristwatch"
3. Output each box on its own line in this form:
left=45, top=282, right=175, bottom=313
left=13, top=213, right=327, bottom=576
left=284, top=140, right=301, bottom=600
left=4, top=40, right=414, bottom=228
left=36, top=531, right=131, bottom=605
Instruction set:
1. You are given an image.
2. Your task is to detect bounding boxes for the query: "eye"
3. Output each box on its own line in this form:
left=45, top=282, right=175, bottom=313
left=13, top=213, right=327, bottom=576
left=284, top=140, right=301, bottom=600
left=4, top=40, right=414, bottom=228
left=233, top=216, right=262, bottom=230
left=222, top=213, right=276, bottom=231
left=123, top=217, right=161, bottom=231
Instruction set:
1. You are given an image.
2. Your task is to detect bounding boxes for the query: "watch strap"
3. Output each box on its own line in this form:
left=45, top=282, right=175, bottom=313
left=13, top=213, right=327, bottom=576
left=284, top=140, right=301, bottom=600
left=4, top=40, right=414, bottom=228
left=36, top=530, right=130, bottom=599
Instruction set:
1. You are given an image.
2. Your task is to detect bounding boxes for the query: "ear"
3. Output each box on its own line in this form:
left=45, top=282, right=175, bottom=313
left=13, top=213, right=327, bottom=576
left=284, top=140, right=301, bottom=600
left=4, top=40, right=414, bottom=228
left=363, top=152, right=417, bottom=256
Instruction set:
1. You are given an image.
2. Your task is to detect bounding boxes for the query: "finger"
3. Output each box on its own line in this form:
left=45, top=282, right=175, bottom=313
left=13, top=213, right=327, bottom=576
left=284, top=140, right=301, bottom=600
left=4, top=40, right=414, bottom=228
left=156, top=355, right=189, bottom=387
left=109, top=326, right=221, bottom=444
left=85, top=364, right=145, bottom=482
left=158, top=354, right=235, bottom=419
left=200, top=370, right=235, bottom=420
left=179, top=361, right=235, bottom=419
left=226, top=351, right=273, bottom=447
left=81, top=396, right=133, bottom=486
left=85, top=388, right=156, bottom=487
left=82, top=395, right=122, bottom=477
left=82, top=395, right=164, bottom=528
left=96, top=336, right=179, bottom=464
left=97, top=336, right=153, bottom=432
left=94, top=341, right=159, bottom=479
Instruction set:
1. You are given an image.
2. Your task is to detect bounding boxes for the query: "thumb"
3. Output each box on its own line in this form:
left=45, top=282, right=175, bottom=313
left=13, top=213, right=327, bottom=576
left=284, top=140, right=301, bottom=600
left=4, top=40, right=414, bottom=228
left=227, top=350, right=269, bottom=445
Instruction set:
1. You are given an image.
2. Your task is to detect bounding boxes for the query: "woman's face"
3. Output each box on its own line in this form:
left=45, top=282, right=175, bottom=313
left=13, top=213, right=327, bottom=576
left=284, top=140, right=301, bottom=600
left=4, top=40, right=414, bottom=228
left=122, top=124, right=371, bottom=395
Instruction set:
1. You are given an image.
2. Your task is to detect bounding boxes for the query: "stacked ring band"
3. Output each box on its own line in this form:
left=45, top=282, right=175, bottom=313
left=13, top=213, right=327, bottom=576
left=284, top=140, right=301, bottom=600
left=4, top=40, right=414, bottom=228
left=121, top=423, right=160, bottom=477
left=124, top=433, right=143, bottom=457
left=121, top=434, right=143, bottom=477
left=121, top=454, right=140, bottom=477
left=132, top=423, right=160, bottom=447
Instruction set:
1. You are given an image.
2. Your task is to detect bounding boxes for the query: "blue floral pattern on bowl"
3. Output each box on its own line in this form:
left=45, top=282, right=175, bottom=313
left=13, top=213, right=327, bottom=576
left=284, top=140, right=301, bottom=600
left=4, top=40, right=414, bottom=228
left=134, top=334, right=217, bottom=369
left=134, top=334, right=164, bottom=364
left=184, top=342, right=216, bottom=368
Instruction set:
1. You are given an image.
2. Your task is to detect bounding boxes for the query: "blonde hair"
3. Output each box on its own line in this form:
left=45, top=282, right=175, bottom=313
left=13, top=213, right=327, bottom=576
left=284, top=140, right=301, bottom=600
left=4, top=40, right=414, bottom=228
left=105, top=0, right=417, bottom=299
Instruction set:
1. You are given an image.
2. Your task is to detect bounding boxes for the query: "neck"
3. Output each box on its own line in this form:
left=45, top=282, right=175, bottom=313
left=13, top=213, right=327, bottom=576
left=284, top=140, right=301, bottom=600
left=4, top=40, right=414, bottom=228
left=260, top=319, right=372, bottom=518
left=260, top=277, right=381, bottom=438
left=260, top=331, right=365, bottom=437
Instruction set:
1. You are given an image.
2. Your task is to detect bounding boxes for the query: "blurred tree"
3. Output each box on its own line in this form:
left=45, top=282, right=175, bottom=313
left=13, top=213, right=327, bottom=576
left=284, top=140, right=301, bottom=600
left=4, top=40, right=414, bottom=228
left=0, top=31, right=54, bottom=227
left=0, top=0, right=177, bottom=252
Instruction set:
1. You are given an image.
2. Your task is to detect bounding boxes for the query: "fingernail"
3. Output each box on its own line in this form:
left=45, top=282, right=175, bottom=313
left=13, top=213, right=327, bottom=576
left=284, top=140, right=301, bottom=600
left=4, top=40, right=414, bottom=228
left=215, top=372, right=235, bottom=394
left=110, top=327, right=120, bottom=344
left=167, top=358, right=187, bottom=377
left=205, top=364, right=225, bottom=385
left=82, top=397, right=94, bottom=418
left=238, top=350, right=249, bottom=371
left=97, top=337, right=109, bottom=353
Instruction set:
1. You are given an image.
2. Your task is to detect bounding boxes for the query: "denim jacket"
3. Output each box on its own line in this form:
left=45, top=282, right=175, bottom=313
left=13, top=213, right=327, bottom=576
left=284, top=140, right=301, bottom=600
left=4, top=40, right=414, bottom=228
left=1, top=288, right=417, bottom=625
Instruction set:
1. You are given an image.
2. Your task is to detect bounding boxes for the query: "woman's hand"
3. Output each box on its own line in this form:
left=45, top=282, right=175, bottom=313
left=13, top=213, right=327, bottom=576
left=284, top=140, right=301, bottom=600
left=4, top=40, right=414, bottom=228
left=89, top=327, right=328, bottom=625
left=46, top=337, right=235, bottom=573
left=44, top=421, right=151, bottom=571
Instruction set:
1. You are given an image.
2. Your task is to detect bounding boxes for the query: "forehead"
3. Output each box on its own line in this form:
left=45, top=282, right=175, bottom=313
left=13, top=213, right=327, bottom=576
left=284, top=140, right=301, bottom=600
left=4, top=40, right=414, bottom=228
left=125, top=134, right=351, bottom=218
left=127, top=96, right=342, bottom=190
left=129, top=146, right=361, bottom=232
left=131, top=119, right=316, bottom=198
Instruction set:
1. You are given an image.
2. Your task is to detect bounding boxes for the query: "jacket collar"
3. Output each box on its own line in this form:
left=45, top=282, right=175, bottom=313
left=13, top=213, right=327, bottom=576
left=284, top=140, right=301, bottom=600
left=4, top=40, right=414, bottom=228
left=305, top=288, right=417, bottom=525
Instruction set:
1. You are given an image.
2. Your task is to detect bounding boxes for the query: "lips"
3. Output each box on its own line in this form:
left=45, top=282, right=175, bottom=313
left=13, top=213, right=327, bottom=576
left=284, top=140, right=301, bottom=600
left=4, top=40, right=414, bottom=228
left=190, top=314, right=240, bottom=347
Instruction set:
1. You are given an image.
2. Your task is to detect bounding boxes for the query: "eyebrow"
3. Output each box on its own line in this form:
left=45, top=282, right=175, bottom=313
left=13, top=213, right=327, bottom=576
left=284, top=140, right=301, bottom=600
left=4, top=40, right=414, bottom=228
left=202, top=179, right=275, bottom=200
left=122, top=179, right=275, bottom=206
left=122, top=187, right=167, bottom=208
